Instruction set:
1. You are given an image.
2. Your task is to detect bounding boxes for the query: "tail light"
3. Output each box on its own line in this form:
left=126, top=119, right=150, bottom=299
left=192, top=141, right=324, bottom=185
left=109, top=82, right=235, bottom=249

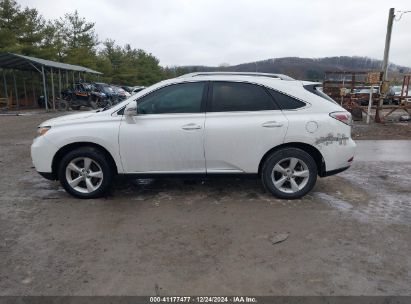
left=330, top=111, right=352, bottom=126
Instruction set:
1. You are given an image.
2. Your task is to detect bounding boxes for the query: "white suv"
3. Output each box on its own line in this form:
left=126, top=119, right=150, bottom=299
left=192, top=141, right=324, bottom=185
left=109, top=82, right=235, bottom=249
left=31, top=72, right=356, bottom=199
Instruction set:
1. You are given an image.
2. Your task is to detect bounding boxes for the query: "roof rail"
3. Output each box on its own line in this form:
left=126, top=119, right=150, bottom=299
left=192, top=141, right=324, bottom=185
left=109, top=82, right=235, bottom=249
left=179, top=72, right=294, bottom=81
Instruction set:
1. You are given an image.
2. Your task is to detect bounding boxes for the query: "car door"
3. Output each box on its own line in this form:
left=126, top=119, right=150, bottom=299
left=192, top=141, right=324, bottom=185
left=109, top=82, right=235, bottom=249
left=119, top=81, right=207, bottom=173
left=205, top=81, right=289, bottom=173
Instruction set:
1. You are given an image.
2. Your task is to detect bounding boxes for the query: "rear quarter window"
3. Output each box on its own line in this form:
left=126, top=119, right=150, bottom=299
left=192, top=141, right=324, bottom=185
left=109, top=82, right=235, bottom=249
left=303, top=85, right=338, bottom=104
left=268, top=89, right=306, bottom=110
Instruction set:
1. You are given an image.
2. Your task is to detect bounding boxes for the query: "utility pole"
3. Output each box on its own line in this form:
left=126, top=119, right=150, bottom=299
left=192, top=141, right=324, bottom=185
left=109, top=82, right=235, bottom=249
left=375, top=8, right=395, bottom=123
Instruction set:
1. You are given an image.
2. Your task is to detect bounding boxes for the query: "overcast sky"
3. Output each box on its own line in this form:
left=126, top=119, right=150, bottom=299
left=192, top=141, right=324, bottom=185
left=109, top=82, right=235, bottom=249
left=18, top=0, right=411, bottom=67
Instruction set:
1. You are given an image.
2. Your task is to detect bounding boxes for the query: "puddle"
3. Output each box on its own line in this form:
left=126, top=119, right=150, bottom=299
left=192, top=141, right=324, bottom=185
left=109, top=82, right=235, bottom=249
left=17, top=171, right=64, bottom=200
left=11, top=141, right=411, bottom=227
left=314, top=192, right=353, bottom=211
left=315, top=159, right=411, bottom=226
left=355, top=140, right=411, bottom=162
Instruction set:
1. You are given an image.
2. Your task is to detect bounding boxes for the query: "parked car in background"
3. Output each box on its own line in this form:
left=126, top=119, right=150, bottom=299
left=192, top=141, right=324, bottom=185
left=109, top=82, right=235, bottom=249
left=31, top=72, right=356, bottom=199
left=131, top=86, right=146, bottom=95
left=120, top=85, right=145, bottom=95
left=121, top=86, right=134, bottom=94
left=390, top=85, right=411, bottom=104
left=93, top=82, right=119, bottom=104
left=62, top=82, right=110, bottom=110
left=351, top=86, right=380, bottom=106
left=112, top=86, right=131, bottom=102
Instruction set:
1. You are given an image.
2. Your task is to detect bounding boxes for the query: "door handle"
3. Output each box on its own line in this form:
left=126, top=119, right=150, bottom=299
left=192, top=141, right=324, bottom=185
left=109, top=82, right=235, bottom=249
left=182, top=123, right=202, bottom=130
left=262, top=121, right=283, bottom=128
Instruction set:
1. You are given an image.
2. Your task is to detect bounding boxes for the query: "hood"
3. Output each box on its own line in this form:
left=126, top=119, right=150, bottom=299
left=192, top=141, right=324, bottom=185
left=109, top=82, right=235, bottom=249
left=40, top=111, right=97, bottom=127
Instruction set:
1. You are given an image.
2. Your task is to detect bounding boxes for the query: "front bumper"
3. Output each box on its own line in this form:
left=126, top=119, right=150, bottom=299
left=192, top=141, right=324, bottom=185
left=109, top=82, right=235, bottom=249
left=31, top=136, right=58, bottom=174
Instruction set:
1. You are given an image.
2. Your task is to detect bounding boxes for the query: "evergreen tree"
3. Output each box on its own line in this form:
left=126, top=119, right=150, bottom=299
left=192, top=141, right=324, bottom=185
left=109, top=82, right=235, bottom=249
left=18, top=7, right=46, bottom=56
left=54, top=10, right=99, bottom=67
left=0, top=0, right=25, bottom=52
left=97, top=40, right=166, bottom=86
left=0, top=1, right=171, bottom=86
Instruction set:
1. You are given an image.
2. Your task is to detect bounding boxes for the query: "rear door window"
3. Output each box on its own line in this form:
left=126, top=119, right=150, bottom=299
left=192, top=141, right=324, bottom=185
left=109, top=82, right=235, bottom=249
left=209, top=82, right=278, bottom=112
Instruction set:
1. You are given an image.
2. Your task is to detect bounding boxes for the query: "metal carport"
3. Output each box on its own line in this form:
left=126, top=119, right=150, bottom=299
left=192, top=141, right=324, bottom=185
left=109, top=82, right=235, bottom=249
left=0, top=52, right=102, bottom=110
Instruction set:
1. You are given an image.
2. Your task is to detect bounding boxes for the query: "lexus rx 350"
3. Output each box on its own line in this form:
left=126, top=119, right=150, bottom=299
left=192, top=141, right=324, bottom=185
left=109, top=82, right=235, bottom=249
left=31, top=72, right=356, bottom=199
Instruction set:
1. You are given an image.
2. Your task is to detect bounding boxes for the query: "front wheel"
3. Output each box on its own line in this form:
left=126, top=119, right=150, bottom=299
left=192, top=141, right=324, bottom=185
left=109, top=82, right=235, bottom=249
left=261, top=148, right=317, bottom=199
left=58, top=147, right=113, bottom=198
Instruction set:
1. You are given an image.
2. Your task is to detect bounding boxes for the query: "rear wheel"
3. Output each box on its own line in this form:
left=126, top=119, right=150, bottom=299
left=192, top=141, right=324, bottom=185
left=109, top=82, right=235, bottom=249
left=261, top=148, right=317, bottom=199
left=58, top=147, right=113, bottom=198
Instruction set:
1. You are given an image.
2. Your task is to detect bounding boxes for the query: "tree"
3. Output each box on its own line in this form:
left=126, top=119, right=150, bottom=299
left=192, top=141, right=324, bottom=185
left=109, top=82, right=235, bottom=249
left=54, top=10, right=98, bottom=67
left=0, top=0, right=50, bottom=56
left=0, top=0, right=26, bottom=52
left=37, top=21, right=65, bottom=61
left=18, top=7, right=46, bottom=56
left=55, top=10, right=98, bottom=50
left=219, top=63, right=230, bottom=68
left=0, top=2, right=172, bottom=87
left=97, top=40, right=165, bottom=86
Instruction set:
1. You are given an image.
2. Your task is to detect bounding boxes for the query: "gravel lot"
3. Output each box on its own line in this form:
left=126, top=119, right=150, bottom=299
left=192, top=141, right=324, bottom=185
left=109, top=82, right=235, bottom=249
left=0, top=112, right=410, bottom=295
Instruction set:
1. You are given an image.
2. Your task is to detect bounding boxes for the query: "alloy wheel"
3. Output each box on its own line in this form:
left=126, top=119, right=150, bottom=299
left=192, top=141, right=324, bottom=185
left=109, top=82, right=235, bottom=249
left=271, top=157, right=310, bottom=194
left=65, top=157, right=104, bottom=194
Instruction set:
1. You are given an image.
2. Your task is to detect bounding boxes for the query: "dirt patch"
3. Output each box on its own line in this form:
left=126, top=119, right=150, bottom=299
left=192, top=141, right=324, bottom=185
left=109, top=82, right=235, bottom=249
left=1, top=111, right=410, bottom=296
left=352, top=121, right=411, bottom=140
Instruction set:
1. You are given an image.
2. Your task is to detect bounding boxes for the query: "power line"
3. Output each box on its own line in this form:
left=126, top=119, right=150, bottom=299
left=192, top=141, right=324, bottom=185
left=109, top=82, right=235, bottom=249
left=394, top=10, right=411, bottom=21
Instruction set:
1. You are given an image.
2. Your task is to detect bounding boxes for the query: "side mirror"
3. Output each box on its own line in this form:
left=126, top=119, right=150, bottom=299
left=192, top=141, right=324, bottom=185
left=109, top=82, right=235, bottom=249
left=124, top=102, right=137, bottom=116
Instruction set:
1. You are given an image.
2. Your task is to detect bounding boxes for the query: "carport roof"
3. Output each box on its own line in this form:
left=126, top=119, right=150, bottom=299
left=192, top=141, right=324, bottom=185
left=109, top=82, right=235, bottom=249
left=0, top=52, right=102, bottom=75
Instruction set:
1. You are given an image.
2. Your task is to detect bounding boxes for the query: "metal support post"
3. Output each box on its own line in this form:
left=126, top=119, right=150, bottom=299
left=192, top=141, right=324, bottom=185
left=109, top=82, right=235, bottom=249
left=51, top=68, right=55, bottom=111
left=12, top=71, right=19, bottom=110
left=41, top=66, right=48, bottom=110
left=58, top=69, right=62, bottom=99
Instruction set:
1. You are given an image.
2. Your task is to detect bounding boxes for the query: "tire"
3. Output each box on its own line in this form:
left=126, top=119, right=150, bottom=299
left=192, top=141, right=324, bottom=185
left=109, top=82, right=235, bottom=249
left=261, top=148, right=317, bottom=199
left=90, top=101, right=98, bottom=109
left=105, top=100, right=113, bottom=108
left=97, top=98, right=111, bottom=109
left=58, top=147, right=113, bottom=199
left=57, top=100, right=68, bottom=111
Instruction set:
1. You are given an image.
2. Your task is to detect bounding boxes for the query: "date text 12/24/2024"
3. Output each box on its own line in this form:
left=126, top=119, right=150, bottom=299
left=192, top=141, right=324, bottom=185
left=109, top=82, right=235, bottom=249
left=150, top=297, right=257, bottom=303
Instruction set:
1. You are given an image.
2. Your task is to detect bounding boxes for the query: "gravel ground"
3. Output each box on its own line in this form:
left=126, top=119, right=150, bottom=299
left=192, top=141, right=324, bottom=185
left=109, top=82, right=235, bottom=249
left=352, top=121, right=411, bottom=140
left=0, top=112, right=410, bottom=295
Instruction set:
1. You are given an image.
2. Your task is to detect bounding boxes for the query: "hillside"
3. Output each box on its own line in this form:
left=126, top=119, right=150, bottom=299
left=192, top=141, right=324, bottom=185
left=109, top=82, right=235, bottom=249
left=180, top=56, right=411, bottom=81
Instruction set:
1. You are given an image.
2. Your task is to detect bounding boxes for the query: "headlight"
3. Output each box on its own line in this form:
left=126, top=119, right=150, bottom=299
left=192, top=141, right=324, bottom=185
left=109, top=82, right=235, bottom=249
left=37, top=126, right=51, bottom=136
